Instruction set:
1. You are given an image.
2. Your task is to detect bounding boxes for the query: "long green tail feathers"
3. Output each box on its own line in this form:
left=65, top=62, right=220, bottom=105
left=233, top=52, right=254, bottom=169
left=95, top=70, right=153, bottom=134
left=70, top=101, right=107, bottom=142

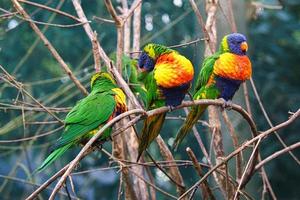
left=36, top=143, right=72, bottom=173
left=137, top=113, right=166, bottom=161
left=173, top=105, right=207, bottom=150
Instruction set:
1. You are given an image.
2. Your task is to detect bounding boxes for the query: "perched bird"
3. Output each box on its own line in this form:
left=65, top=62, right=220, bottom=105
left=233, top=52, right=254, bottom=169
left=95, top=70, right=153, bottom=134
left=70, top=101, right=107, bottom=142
left=37, top=72, right=126, bottom=172
left=137, top=43, right=194, bottom=160
left=173, top=33, right=252, bottom=149
left=121, top=55, right=147, bottom=106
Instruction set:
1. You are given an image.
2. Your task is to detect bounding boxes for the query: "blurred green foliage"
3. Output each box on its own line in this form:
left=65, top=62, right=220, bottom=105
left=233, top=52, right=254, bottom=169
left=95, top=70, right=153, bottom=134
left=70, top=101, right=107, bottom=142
left=0, top=0, right=299, bottom=199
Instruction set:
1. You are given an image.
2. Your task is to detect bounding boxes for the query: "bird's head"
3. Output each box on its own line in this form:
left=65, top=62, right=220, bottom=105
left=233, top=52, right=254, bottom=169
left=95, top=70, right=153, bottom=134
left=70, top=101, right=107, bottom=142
left=221, top=33, right=248, bottom=56
left=90, top=72, right=116, bottom=90
left=138, top=43, right=157, bottom=72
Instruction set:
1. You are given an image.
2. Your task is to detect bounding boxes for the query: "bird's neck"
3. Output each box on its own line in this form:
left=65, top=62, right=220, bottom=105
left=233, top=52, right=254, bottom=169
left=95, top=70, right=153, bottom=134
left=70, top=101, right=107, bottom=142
left=152, top=45, right=173, bottom=59
left=91, top=80, right=116, bottom=92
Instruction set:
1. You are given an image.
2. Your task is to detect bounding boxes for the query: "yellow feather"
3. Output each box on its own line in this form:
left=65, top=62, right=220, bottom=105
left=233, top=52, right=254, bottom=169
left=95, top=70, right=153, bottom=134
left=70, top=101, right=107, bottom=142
left=112, top=88, right=127, bottom=110
left=143, top=44, right=156, bottom=59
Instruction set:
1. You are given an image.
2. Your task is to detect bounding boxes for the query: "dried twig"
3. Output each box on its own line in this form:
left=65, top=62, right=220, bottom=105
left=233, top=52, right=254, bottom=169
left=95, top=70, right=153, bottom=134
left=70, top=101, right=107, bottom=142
left=156, top=136, right=186, bottom=196
left=186, top=147, right=215, bottom=200
left=221, top=110, right=242, bottom=180
left=18, top=0, right=82, bottom=22
left=104, top=0, right=123, bottom=27
left=101, top=149, right=177, bottom=199
left=255, top=141, right=300, bottom=171
left=11, top=0, right=88, bottom=96
left=250, top=78, right=300, bottom=165
left=188, top=0, right=213, bottom=52
left=132, top=0, right=142, bottom=58
left=233, top=137, right=262, bottom=200
left=178, top=109, right=300, bottom=199
left=0, top=66, right=64, bottom=123
left=72, top=0, right=101, bottom=72
left=48, top=109, right=144, bottom=199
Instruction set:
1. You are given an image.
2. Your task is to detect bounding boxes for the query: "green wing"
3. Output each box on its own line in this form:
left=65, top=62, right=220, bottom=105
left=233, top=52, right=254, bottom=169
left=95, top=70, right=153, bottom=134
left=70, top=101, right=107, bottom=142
left=54, top=92, right=116, bottom=149
left=173, top=53, right=220, bottom=149
left=194, top=53, right=220, bottom=93
left=136, top=69, right=166, bottom=160
left=138, top=71, right=161, bottom=109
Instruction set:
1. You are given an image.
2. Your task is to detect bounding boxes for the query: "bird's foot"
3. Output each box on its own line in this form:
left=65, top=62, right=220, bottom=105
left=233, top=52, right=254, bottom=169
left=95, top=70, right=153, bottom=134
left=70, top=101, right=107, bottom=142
left=74, top=162, right=81, bottom=170
left=94, top=142, right=103, bottom=151
left=219, top=98, right=233, bottom=110
left=187, top=92, right=194, bottom=101
left=168, top=105, right=176, bottom=112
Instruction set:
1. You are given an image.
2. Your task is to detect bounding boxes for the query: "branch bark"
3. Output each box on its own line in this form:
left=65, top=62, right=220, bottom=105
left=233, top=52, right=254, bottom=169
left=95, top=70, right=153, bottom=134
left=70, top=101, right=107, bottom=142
left=72, top=0, right=101, bottom=72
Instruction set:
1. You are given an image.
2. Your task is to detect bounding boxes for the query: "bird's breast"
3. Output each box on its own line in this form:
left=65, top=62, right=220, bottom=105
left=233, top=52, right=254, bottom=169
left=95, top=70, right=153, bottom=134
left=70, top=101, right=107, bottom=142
left=153, top=52, right=194, bottom=88
left=213, top=53, right=252, bottom=81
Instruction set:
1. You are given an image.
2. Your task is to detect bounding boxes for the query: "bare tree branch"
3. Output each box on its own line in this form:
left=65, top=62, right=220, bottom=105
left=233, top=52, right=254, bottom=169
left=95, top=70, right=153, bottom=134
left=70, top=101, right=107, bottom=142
left=11, top=0, right=88, bottom=96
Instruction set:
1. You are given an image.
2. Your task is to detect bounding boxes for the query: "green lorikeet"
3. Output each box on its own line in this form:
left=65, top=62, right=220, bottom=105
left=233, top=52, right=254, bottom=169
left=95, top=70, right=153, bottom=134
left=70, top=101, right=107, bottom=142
left=121, top=55, right=147, bottom=106
left=37, top=72, right=127, bottom=171
left=137, top=43, right=194, bottom=160
left=173, top=33, right=252, bottom=149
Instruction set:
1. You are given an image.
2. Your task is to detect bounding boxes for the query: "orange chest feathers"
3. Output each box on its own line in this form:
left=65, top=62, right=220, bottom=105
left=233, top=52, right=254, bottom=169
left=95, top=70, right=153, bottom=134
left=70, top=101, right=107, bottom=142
left=213, top=53, right=252, bottom=81
left=153, top=52, right=194, bottom=88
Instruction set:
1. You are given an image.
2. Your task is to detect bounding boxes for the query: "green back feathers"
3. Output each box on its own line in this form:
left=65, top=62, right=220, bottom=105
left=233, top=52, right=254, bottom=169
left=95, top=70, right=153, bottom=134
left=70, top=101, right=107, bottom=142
left=194, top=53, right=220, bottom=92
left=37, top=72, right=120, bottom=172
left=219, top=35, right=229, bottom=53
left=143, top=43, right=174, bottom=60
left=90, top=72, right=118, bottom=92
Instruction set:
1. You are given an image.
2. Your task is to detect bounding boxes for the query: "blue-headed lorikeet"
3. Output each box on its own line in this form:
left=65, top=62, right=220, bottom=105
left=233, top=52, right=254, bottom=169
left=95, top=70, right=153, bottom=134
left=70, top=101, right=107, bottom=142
left=37, top=72, right=127, bottom=171
left=121, top=55, right=147, bottom=106
left=137, top=43, right=194, bottom=160
left=173, top=33, right=252, bottom=149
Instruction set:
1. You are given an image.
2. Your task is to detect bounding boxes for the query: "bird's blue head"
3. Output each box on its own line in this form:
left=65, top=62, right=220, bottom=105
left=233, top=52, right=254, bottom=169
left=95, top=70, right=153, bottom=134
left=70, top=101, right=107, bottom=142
left=138, top=44, right=158, bottom=72
left=138, top=52, right=155, bottom=72
left=221, top=33, right=248, bottom=56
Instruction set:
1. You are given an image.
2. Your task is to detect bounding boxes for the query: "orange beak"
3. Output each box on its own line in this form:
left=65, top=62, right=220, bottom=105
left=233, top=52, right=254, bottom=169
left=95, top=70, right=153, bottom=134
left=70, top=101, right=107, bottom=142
left=241, top=41, right=248, bottom=52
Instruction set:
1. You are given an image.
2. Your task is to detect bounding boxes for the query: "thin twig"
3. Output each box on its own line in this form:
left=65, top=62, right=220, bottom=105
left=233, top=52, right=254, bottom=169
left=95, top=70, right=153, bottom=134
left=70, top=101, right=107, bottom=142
left=0, top=126, right=64, bottom=143
left=101, top=149, right=178, bottom=199
left=93, top=16, right=115, bottom=23
left=104, top=0, right=123, bottom=27
left=188, top=0, right=213, bottom=52
left=178, top=109, right=300, bottom=199
left=250, top=78, right=300, bottom=165
left=18, top=0, right=82, bottom=22
left=48, top=109, right=145, bottom=199
left=221, top=110, right=242, bottom=180
left=233, top=137, right=262, bottom=200
left=255, top=141, right=300, bottom=170
left=72, top=0, right=101, bottom=72
left=186, top=147, right=215, bottom=200
left=0, top=66, right=64, bottom=123
left=11, top=0, right=88, bottom=96
left=156, top=136, right=186, bottom=196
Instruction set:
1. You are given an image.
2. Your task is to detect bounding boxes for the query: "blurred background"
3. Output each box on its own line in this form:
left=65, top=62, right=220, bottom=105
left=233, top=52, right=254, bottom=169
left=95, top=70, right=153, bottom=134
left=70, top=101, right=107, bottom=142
left=0, top=0, right=299, bottom=199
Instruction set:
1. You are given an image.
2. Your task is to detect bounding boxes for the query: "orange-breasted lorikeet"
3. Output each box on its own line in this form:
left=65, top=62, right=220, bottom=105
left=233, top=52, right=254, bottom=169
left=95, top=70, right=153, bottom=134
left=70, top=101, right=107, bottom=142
left=173, top=33, right=252, bottom=149
left=137, top=43, right=194, bottom=160
left=37, top=72, right=127, bottom=172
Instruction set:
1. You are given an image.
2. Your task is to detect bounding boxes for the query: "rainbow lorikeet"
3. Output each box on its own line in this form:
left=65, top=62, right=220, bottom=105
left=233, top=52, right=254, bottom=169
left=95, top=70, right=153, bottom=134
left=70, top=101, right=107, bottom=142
left=173, top=33, right=252, bottom=149
left=121, top=55, right=147, bottom=106
left=37, top=72, right=127, bottom=172
left=137, top=43, right=194, bottom=160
